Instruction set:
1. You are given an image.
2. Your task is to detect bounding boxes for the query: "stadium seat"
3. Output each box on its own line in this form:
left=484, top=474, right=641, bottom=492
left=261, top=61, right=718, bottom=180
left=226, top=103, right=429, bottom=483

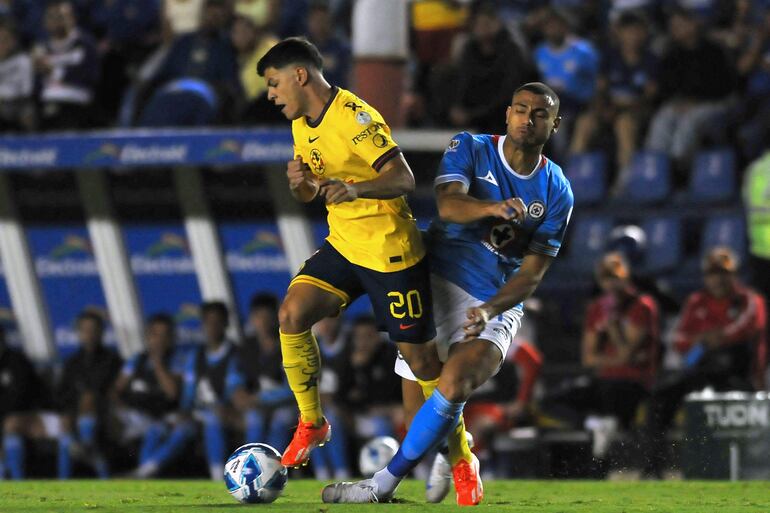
left=615, top=151, right=671, bottom=204
left=641, top=216, right=683, bottom=274
left=138, top=78, right=219, bottom=127
left=701, top=213, right=747, bottom=257
left=564, top=216, right=614, bottom=274
left=564, top=152, right=607, bottom=206
left=688, top=148, right=736, bottom=203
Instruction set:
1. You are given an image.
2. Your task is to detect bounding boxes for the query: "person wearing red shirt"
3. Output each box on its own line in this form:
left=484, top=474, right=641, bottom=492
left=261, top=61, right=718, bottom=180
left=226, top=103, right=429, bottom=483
left=644, top=246, right=767, bottom=477
left=548, top=252, right=660, bottom=432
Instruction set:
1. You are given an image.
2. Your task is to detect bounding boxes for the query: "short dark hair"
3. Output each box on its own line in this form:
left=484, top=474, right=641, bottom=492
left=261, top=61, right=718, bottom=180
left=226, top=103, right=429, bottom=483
left=257, top=37, right=324, bottom=77
left=77, top=310, right=105, bottom=330
left=147, top=312, right=175, bottom=331
left=200, top=301, right=229, bottom=322
left=249, top=293, right=278, bottom=313
left=514, top=82, right=561, bottom=114
left=616, top=10, right=647, bottom=28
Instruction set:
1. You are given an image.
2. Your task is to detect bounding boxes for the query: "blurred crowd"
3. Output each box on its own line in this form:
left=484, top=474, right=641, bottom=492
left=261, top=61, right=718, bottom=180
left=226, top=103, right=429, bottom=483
left=1, top=0, right=770, bottom=174
left=0, top=243, right=766, bottom=479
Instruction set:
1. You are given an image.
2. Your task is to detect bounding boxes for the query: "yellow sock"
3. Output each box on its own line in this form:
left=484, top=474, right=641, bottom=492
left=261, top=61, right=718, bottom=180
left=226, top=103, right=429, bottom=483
left=280, top=329, right=322, bottom=424
left=416, top=378, right=473, bottom=466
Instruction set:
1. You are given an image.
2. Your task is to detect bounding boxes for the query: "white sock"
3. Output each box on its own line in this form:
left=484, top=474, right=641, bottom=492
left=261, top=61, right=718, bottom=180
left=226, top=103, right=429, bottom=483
left=372, top=467, right=401, bottom=497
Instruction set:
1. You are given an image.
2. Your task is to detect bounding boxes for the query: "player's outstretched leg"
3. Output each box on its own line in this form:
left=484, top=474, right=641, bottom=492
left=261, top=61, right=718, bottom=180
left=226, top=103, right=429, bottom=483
left=323, top=339, right=498, bottom=505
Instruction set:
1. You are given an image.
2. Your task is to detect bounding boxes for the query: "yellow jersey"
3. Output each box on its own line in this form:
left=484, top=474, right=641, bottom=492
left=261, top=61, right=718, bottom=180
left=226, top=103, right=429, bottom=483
left=292, top=87, right=425, bottom=273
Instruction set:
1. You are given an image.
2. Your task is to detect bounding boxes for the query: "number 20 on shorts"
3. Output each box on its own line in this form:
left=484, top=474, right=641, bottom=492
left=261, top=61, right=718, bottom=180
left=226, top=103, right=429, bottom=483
left=388, top=290, right=423, bottom=319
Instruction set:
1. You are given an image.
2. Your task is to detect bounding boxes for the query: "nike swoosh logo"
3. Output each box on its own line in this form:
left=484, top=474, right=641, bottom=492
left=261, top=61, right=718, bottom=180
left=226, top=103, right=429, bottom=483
left=308, top=136, right=320, bottom=143
left=399, top=323, right=417, bottom=330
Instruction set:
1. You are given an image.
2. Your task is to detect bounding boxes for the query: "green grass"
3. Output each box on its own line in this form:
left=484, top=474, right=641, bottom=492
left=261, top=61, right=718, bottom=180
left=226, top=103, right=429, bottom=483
left=1, top=479, right=768, bottom=513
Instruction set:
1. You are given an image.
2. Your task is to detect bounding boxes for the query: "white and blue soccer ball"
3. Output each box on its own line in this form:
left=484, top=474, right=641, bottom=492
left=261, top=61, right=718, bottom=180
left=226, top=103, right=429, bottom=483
left=358, top=436, right=400, bottom=477
left=224, top=443, right=288, bottom=504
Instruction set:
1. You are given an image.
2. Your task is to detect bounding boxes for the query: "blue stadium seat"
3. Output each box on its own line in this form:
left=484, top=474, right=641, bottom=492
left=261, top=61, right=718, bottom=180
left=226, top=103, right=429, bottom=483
left=641, top=216, right=682, bottom=274
left=688, top=148, right=736, bottom=203
left=564, top=152, right=607, bottom=206
left=701, top=214, right=747, bottom=257
left=615, top=151, right=671, bottom=204
left=565, top=216, right=614, bottom=274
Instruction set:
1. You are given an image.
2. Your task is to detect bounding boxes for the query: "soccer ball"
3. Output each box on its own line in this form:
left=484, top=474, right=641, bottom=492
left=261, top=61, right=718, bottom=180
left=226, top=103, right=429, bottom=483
left=358, top=436, right=400, bottom=477
left=224, top=443, right=288, bottom=504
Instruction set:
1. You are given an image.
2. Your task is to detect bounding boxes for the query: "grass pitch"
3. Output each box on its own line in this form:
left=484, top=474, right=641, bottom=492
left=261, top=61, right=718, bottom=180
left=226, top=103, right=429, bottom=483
left=1, top=479, right=768, bottom=513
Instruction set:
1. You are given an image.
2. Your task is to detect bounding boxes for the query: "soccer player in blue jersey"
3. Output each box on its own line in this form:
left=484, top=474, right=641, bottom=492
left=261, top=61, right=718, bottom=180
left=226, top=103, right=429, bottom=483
left=323, top=82, right=574, bottom=504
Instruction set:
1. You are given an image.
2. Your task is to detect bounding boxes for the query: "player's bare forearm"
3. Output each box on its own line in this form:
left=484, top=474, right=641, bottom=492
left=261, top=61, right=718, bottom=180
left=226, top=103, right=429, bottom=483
left=354, top=154, right=415, bottom=199
left=483, top=253, right=553, bottom=317
left=436, top=181, right=527, bottom=223
left=290, top=181, right=319, bottom=202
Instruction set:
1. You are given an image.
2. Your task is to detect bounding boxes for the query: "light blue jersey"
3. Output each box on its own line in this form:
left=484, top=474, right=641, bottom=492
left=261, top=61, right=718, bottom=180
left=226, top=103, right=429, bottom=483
left=427, top=132, right=574, bottom=306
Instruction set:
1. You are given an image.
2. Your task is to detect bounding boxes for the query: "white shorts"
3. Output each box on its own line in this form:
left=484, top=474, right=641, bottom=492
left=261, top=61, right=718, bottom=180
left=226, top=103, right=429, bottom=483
left=39, top=412, right=63, bottom=438
left=395, top=274, right=523, bottom=381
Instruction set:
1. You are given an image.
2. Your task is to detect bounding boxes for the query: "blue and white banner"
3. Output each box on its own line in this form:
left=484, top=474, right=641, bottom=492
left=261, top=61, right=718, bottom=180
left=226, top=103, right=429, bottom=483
left=123, top=225, right=203, bottom=345
left=219, top=222, right=292, bottom=322
left=0, top=128, right=293, bottom=170
left=26, top=226, right=116, bottom=358
left=0, top=259, right=20, bottom=347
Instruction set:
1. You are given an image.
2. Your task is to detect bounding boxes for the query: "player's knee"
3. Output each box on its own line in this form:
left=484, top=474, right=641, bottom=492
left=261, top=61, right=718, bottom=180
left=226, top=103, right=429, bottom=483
left=437, top=371, right=476, bottom=403
left=277, top=299, right=311, bottom=333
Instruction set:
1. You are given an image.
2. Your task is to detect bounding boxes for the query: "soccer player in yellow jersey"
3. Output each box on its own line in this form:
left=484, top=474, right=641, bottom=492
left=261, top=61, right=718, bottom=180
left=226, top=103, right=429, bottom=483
left=256, top=38, right=475, bottom=480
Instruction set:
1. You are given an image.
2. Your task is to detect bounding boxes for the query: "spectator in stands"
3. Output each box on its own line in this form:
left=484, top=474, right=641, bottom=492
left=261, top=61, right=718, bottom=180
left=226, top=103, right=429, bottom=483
left=744, top=151, right=770, bottom=313
left=446, top=1, right=537, bottom=134
left=644, top=6, right=736, bottom=172
left=135, top=0, right=242, bottom=126
left=533, top=6, right=599, bottom=160
left=232, top=10, right=284, bottom=124
left=232, top=12, right=278, bottom=101
left=735, top=8, right=770, bottom=161
left=546, top=252, right=659, bottom=457
left=0, top=19, right=34, bottom=132
left=569, top=10, right=658, bottom=183
left=237, top=293, right=295, bottom=451
left=232, top=0, right=279, bottom=34
left=339, top=316, right=402, bottom=442
left=57, top=310, right=122, bottom=478
left=311, top=315, right=352, bottom=480
left=406, top=0, right=468, bottom=126
left=644, top=247, right=767, bottom=477
left=1, top=325, right=51, bottom=479
left=306, top=1, right=350, bottom=89
left=33, top=0, right=100, bottom=129
left=180, top=301, right=251, bottom=480
left=91, top=0, right=162, bottom=122
left=114, top=314, right=195, bottom=478
left=163, top=0, right=205, bottom=38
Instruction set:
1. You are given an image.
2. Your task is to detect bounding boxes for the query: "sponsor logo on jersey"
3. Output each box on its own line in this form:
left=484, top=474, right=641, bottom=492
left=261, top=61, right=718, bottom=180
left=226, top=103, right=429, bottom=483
left=445, top=139, right=460, bottom=153
left=489, top=223, right=515, bottom=249
left=372, top=133, right=388, bottom=148
left=528, top=200, right=545, bottom=219
left=351, top=122, right=384, bottom=145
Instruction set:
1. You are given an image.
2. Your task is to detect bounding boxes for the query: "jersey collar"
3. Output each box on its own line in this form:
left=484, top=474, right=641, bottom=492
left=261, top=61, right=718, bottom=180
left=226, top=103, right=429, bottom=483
left=496, top=135, right=545, bottom=180
left=306, top=86, right=339, bottom=128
